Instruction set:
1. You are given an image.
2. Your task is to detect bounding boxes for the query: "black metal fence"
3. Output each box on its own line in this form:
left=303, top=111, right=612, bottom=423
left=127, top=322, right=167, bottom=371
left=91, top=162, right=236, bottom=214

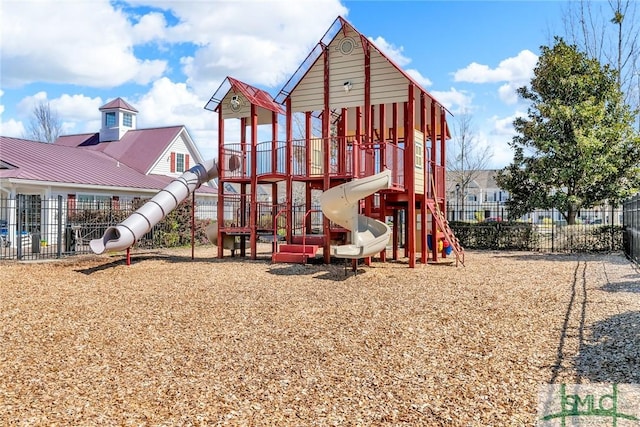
left=0, top=195, right=634, bottom=261
left=446, top=201, right=624, bottom=253
left=0, top=196, right=216, bottom=261
left=623, top=194, right=640, bottom=265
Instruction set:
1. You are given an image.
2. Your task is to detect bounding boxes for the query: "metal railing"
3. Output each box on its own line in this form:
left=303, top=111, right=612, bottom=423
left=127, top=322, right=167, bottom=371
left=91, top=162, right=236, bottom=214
left=446, top=201, right=624, bottom=253
left=218, top=135, right=409, bottom=187
left=0, top=196, right=217, bottom=261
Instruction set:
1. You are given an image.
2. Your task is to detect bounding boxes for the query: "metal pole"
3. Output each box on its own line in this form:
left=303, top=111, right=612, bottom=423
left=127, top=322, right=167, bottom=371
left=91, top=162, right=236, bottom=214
left=16, top=195, right=23, bottom=260
left=191, top=192, right=196, bottom=260
left=57, top=195, right=62, bottom=258
left=455, top=183, right=460, bottom=221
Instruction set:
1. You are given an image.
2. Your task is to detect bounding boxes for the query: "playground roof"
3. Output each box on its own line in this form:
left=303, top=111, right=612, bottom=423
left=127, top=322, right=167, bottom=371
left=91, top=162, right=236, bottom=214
left=275, top=16, right=451, bottom=118
left=204, top=77, right=284, bottom=115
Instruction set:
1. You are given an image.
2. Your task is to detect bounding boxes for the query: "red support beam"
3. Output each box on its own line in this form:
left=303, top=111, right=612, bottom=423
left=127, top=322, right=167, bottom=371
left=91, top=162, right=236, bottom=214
left=420, top=94, right=427, bottom=264
left=241, top=117, right=247, bottom=175
left=286, top=98, right=293, bottom=242
left=240, top=183, right=247, bottom=257
left=354, top=106, right=361, bottom=177
left=363, top=42, right=373, bottom=266
left=217, top=104, right=225, bottom=259
left=323, top=45, right=331, bottom=264
left=271, top=111, right=278, bottom=175
left=430, top=102, right=438, bottom=262
left=250, top=104, right=258, bottom=259
left=305, top=112, right=312, bottom=176
left=392, top=103, right=398, bottom=187
left=379, top=103, right=386, bottom=169
left=340, top=107, right=347, bottom=176
left=392, top=209, right=398, bottom=260
left=440, top=106, right=447, bottom=213
left=406, top=84, right=416, bottom=268
left=379, top=194, right=387, bottom=262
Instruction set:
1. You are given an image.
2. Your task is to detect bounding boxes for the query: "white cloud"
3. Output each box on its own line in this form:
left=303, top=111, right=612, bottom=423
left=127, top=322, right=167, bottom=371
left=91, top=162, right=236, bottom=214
left=131, top=12, right=168, bottom=45
left=452, top=50, right=537, bottom=106
left=429, top=88, right=473, bottom=115
left=368, top=36, right=410, bottom=67
left=490, top=111, right=526, bottom=137
left=0, top=119, right=25, bottom=138
left=453, top=50, right=537, bottom=84
left=480, top=112, right=529, bottom=168
left=154, top=0, right=348, bottom=94
left=133, top=77, right=217, bottom=157
left=1, top=0, right=167, bottom=88
left=16, top=92, right=49, bottom=116
left=406, top=69, right=432, bottom=89
left=14, top=92, right=104, bottom=135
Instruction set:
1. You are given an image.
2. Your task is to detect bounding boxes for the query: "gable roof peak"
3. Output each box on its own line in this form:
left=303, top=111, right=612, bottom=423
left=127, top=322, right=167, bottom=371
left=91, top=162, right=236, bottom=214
left=99, top=97, right=139, bottom=113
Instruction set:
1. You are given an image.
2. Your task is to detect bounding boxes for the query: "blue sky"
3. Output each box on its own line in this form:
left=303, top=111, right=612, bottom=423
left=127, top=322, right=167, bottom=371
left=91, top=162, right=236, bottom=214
left=1, top=0, right=574, bottom=169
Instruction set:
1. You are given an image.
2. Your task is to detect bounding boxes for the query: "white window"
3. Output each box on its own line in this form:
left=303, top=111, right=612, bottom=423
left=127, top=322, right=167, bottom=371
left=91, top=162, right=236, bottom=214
left=123, top=113, right=132, bottom=127
left=415, top=141, right=423, bottom=169
left=105, top=112, right=116, bottom=127
left=176, top=153, right=185, bottom=172
left=78, top=195, right=112, bottom=210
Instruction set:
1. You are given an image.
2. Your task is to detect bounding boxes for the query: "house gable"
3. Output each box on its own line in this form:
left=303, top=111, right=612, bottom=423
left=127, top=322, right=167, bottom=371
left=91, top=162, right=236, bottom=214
left=149, top=129, right=194, bottom=176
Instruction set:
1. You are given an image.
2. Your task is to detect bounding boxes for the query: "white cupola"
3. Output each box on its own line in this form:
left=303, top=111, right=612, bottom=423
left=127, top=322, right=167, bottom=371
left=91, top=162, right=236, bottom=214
left=98, top=98, right=139, bottom=142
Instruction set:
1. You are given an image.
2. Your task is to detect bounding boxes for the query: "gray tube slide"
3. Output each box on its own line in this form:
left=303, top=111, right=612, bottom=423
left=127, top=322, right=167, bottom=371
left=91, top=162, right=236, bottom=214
left=319, top=169, right=392, bottom=259
left=90, top=159, right=220, bottom=254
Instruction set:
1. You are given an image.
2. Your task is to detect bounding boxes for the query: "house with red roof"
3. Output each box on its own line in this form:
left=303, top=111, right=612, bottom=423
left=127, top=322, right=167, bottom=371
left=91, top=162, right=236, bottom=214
left=0, top=98, right=216, bottom=248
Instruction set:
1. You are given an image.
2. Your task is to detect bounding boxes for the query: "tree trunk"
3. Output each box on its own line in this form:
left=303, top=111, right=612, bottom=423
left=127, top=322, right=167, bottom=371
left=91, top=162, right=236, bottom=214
left=566, top=206, right=578, bottom=225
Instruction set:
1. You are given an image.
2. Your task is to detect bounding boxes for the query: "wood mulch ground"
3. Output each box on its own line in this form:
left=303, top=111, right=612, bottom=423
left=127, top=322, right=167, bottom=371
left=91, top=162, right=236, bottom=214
left=1, top=247, right=639, bottom=426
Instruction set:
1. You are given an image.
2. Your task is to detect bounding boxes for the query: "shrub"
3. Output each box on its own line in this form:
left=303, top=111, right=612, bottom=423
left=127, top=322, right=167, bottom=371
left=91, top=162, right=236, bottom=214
left=450, top=221, right=622, bottom=253
left=450, top=221, right=538, bottom=250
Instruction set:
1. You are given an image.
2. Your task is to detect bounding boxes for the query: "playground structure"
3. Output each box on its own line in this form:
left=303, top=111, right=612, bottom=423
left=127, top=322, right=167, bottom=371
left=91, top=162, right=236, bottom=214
left=204, top=16, right=463, bottom=268
left=90, top=16, right=463, bottom=267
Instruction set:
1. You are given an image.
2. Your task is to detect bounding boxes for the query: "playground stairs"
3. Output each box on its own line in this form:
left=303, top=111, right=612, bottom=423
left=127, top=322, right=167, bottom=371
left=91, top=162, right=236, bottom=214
left=272, top=243, right=320, bottom=264
left=291, top=234, right=325, bottom=246
left=425, top=200, right=465, bottom=267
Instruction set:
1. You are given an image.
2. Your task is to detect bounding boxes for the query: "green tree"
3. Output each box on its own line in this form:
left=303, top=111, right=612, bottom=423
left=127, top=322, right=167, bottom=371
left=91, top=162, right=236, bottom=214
left=497, top=38, right=640, bottom=224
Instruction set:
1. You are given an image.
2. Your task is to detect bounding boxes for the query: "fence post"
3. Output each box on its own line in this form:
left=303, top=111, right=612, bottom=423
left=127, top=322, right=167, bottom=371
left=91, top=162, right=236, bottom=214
left=57, top=195, right=63, bottom=258
left=16, top=195, right=23, bottom=260
left=551, top=209, right=555, bottom=252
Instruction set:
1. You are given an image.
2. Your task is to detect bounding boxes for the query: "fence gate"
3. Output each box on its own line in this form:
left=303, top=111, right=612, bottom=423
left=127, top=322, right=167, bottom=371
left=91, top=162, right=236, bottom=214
left=623, top=194, right=640, bottom=265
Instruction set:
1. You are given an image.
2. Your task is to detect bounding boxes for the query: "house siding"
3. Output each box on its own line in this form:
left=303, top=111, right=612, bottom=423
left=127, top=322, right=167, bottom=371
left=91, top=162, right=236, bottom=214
left=151, top=133, right=192, bottom=176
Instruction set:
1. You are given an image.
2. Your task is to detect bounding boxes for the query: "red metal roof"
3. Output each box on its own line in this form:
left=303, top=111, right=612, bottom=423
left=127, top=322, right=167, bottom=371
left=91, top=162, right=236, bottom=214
left=204, top=76, right=284, bottom=115
left=1, top=136, right=218, bottom=195
left=1, top=136, right=170, bottom=190
left=99, top=97, right=139, bottom=113
left=55, top=126, right=184, bottom=174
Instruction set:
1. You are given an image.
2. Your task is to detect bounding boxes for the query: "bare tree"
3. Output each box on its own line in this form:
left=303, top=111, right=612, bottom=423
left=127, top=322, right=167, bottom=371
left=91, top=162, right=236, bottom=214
left=446, top=111, right=493, bottom=219
left=25, top=101, right=63, bottom=143
left=561, top=0, right=639, bottom=104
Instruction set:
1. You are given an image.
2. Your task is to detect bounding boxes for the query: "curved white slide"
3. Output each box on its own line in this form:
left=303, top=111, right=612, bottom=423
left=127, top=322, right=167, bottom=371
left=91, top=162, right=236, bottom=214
left=319, top=169, right=392, bottom=259
left=90, top=159, right=220, bottom=254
